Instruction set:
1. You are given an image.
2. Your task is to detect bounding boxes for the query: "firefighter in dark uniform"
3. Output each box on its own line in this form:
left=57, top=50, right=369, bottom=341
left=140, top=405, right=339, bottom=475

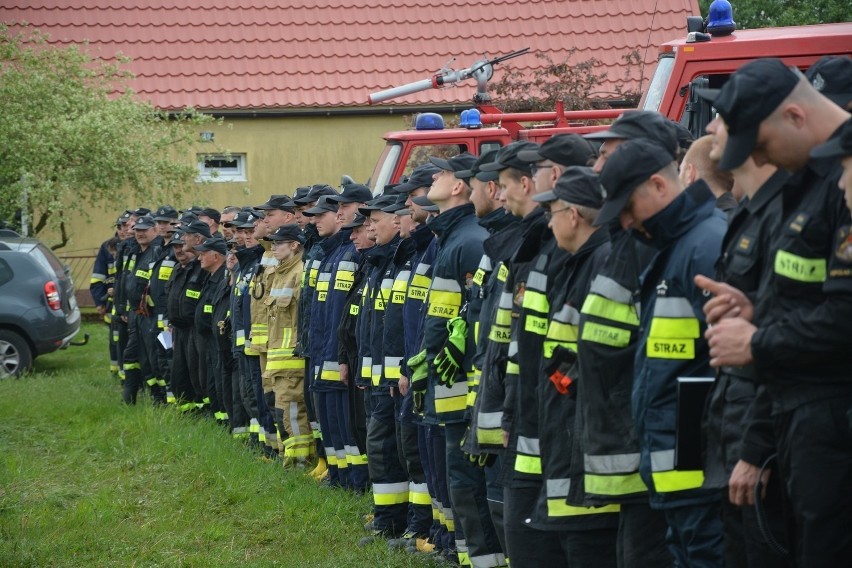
left=178, top=219, right=212, bottom=410
left=120, top=214, right=163, bottom=404
left=148, top=206, right=179, bottom=404
left=90, top=223, right=119, bottom=377
left=194, top=236, right=228, bottom=420
left=164, top=231, right=197, bottom=409
left=113, top=208, right=146, bottom=382
left=527, top=167, right=619, bottom=567
left=598, top=139, right=727, bottom=567
left=701, top=59, right=852, bottom=568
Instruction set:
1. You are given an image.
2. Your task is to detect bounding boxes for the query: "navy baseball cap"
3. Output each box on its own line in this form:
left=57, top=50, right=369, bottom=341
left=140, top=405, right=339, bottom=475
left=256, top=195, right=294, bottom=211
left=193, top=236, right=227, bottom=255
left=133, top=215, right=155, bottom=230
left=303, top=195, right=339, bottom=216
left=327, top=183, right=372, bottom=204
left=429, top=152, right=477, bottom=175
left=294, top=184, right=337, bottom=205
left=199, top=207, right=221, bottom=224
left=806, top=56, right=852, bottom=108
left=533, top=166, right=604, bottom=209
left=811, top=118, right=852, bottom=159
left=518, top=134, right=598, bottom=167
left=265, top=224, right=306, bottom=244
left=342, top=213, right=367, bottom=229
left=182, top=219, right=213, bottom=238
left=396, top=164, right=441, bottom=193
left=170, top=231, right=186, bottom=246
left=584, top=111, right=679, bottom=159
left=596, top=139, right=676, bottom=227
left=358, top=194, right=398, bottom=216
left=479, top=141, right=540, bottom=174
left=152, top=205, right=179, bottom=222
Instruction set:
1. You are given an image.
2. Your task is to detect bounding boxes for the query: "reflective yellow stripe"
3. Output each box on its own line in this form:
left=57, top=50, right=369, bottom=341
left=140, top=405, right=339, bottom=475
left=476, top=428, right=504, bottom=446
left=652, top=470, right=705, bottom=492
left=135, top=269, right=151, bottom=279
left=547, top=500, right=620, bottom=517
left=185, top=289, right=200, bottom=299
left=581, top=321, right=631, bottom=348
left=495, top=308, right=512, bottom=327
left=514, top=455, right=542, bottom=475
left=581, top=294, right=639, bottom=325
left=266, top=359, right=304, bottom=371
left=409, top=486, right=432, bottom=506
left=506, top=361, right=519, bottom=374
left=203, top=304, right=212, bottom=313
left=408, top=287, right=428, bottom=300
left=543, top=340, right=577, bottom=358
left=648, top=317, right=699, bottom=339
left=434, top=395, right=467, bottom=414
left=497, top=264, right=509, bottom=282
left=349, top=303, right=359, bottom=315
left=585, top=473, right=647, bottom=496
left=525, top=315, right=548, bottom=335
left=521, top=290, right=548, bottom=314
left=488, top=325, right=511, bottom=343
left=158, top=266, right=173, bottom=280
left=774, top=250, right=826, bottom=283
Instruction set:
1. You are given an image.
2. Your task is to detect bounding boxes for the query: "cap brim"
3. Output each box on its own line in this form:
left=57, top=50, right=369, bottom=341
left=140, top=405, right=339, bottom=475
left=810, top=137, right=847, bottom=160
left=695, top=88, right=721, bottom=103
left=422, top=205, right=440, bottom=212
left=454, top=169, right=474, bottom=179
left=532, top=190, right=558, bottom=203
left=474, top=170, right=499, bottom=182
left=719, top=126, right=759, bottom=170
left=593, top=190, right=634, bottom=227
left=394, top=208, right=411, bottom=216
left=303, top=206, right=335, bottom=216
left=583, top=130, right=622, bottom=141
left=517, top=149, right=545, bottom=162
left=478, top=161, right=505, bottom=172
left=133, top=223, right=154, bottom=230
left=429, top=157, right=453, bottom=171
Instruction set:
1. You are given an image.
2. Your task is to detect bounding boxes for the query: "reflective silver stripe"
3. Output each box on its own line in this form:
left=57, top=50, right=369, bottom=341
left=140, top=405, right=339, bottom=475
left=650, top=449, right=675, bottom=471
left=322, top=361, right=340, bottom=371
left=236, top=330, right=245, bottom=339
left=289, top=401, right=300, bottom=437
left=546, top=477, right=571, bottom=498
left=91, top=272, right=106, bottom=280
left=415, top=262, right=431, bottom=275
left=517, top=435, right=540, bottom=456
left=584, top=453, right=641, bottom=473
left=396, top=270, right=411, bottom=282
left=469, top=552, right=507, bottom=568
left=269, top=287, right=294, bottom=298
left=317, top=272, right=331, bottom=283
left=498, top=291, right=513, bottom=309
left=430, top=276, right=462, bottom=292
left=384, top=356, right=403, bottom=368
left=337, top=260, right=357, bottom=272
left=552, top=303, right=581, bottom=325
left=261, top=256, right=278, bottom=267
left=527, top=270, right=547, bottom=291
left=371, top=363, right=382, bottom=376
left=161, top=260, right=176, bottom=268
left=344, top=444, right=360, bottom=456
left=381, top=277, right=394, bottom=291
left=653, top=297, right=695, bottom=318
left=477, top=411, right=502, bottom=429
left=508, top=340, right=518, bottom=358
left=373, top=481, right=409, bottom=494
left=477, top=255, right=492, bottom=272
left=435, top=381, right=467, bottom=399
left=589, top=275, right=633, bottom=304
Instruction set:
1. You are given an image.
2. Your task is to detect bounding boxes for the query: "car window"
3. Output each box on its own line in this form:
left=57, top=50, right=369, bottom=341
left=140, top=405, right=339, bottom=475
left=31, top=244, right=68, bottom=281
left=0, top=258, right=12, bottom=286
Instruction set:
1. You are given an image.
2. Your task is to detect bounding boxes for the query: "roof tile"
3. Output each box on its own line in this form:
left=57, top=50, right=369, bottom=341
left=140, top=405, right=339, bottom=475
left=3, top=0, right=699, bottom=110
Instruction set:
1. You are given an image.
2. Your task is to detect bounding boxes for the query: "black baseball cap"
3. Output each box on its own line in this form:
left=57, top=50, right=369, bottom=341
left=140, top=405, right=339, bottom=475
left=412, top=195, right=439, bottom=212
left=518, top=134, right=598, bottom=167
left=479, top=141, right=540, bottom=174
left=382, top=193, right=409, bottom=213
left=193, top=236, right=227, bottom=255
left=152, top=205, right=179, bottom=222
left=183, top=219, right=213, bottom=238
left=396, top=164, right=441, bottom=193
left=343, top=213, right=367, bottom=229
left=584, top=111, right=679, bottom=159
left=811, top=118, right=852, bottom=159
left=303, top=195, right=339, bottom=216
left=170, top=231, right=186, bottom=246
left=533, top=166, right=604, bottom=209
left=429, top=152, right=477, bottom=176
left=327, top=183, right=372, bottom=204
left=133, top=214, right=155, bottom=230
left=806, top=56, right=852, bottom=108
left=265, top=224, right=306, bottom=245
left=700, top=58, right=800, bottom=170
left=457, top=149, right=500, bottom=182
left=256, top=195, right=294, bottom=211
left=359, top=194, right=398, bottom=216
left=198, top=207, right=221, bottom=224
left=116, top=211, right=132, bottom=226
left=596, top=139, right=676, bottom=227
left=294, top=184, right=337, bottom=205
left=234, top=211, right=261, bottom=229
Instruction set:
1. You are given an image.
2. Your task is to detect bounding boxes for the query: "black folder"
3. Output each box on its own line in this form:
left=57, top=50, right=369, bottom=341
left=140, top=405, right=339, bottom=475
left=675, top=377, right=715, bottom=471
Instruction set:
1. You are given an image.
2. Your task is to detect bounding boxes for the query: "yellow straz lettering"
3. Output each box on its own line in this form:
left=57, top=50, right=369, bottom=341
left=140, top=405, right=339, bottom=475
left=135, top=269, right=151, bottom=280
left=185, top=289, right=201, bottom=299
left=334, top=281, right=352, bottom=291
left=774, top=250, right=826, bottom=283
left=349, top=304, right=359, bottom=315
left=203, top=304, right=213, bottom=313
left=158, top=267, right=173, bottom=280
left=317, top=291, right=327, bottom=302
left=581, top=321, right=631, bottom=348
left=497, top=264, right=509, bottom=282
left=525, top=315, right=548, bottom=334
left=488, top=327, right=511, bottom=343
left=472, top=269, right=485, bottom=286
left=428, top=303, right=458, bottom=318
left=374, top=297, right=385, bottom=310
left=408, top=287, right=427, bottom=300
left=647, top=339, right=694, bottom=359
left=392, top=291, right=406, bottom=304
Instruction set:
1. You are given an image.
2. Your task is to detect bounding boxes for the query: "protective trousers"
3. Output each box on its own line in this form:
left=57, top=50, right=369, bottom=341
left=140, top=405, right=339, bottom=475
left=303, top=358, right=324, bottom=458
left=170, top=326, right=199, bottom=409
left=661, top=501, right=724, bottom=568
left=237, top=352, right=262, bottom=445
left=366, top=390, right=408, bottom=533
left=246, top=353, right=275, bottom=453
left=394, top=390, right=431, bottom=537
left=503, top=485, right=563, bottom=567
left=258, top=353, right=280, bottom=452
left=203, top=333, right=223, bottom=419
left=188, top=332, right=206, bottom=408
left=425, top=424, right=455, bottom=553
left=269, top=374, right=312, bottom=461
left=617, top=502, right=673, bottom=568
left=484, top=456, right=507, bottom=559
left=122, top=312, right=158, bottom=404
left=111, top=318, right=128, bottom=380
left=215, top=347, right=236, bottom=425
left=445, top=422, right=504, bottom=568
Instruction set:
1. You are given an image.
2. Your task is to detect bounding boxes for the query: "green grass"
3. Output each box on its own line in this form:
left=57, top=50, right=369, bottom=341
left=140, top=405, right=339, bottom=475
left=0, top=324, right=429, bottom=567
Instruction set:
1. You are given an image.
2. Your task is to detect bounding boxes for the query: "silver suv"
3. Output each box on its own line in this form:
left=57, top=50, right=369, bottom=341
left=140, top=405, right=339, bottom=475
left=0, top=230, right=81, bottom=377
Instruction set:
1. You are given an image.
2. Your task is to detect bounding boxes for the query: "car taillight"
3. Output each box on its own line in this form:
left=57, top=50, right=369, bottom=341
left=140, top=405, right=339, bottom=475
left=44, top=281, right=62, bottom=311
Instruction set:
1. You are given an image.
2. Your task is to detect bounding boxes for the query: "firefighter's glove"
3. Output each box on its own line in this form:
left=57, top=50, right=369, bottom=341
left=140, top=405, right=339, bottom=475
left=544, top=346, right=578, bottom=398
left=434, top=317, right=468, bottom=387
left=407, top=350, right=428, bottom=413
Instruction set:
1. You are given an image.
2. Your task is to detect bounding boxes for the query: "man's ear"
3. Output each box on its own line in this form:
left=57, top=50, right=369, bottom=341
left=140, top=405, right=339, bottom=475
left=522, top=176, right=535, bottom=196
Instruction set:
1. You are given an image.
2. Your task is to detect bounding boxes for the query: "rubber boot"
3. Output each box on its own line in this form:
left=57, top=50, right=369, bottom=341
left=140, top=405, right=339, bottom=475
left=309, top=457, right=328, bottom=480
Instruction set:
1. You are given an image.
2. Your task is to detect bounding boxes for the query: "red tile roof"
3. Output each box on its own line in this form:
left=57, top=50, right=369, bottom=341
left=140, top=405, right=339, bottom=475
left=3, top=0, right=700, bottom=111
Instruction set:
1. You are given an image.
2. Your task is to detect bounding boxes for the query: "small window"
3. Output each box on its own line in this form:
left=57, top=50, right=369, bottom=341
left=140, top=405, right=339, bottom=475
left=197, top=154, right=247, bottom=182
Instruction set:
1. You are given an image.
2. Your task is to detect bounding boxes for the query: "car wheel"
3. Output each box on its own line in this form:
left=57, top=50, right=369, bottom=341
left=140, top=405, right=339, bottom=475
left=0, top=330, right=33, bottom=378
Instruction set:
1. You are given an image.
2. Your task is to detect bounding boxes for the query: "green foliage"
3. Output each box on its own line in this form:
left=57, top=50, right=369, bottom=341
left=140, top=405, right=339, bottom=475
left=0, top=24, right=216, bottom=248
left=490, top=49, right=644, bottom=113
left=698, top=0, right=850, bottom=29
left=0, top=324, right=429, bottom=567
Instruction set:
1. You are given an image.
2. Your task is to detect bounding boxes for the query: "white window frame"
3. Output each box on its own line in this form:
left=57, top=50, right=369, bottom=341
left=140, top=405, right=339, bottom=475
left=197, top=154, right=247, bottom=182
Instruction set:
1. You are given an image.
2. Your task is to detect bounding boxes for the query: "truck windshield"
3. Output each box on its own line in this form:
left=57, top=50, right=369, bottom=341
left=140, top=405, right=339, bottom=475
left=369, top=143, right=402, bottom=194
left=642, top=54, right=675, bottom=112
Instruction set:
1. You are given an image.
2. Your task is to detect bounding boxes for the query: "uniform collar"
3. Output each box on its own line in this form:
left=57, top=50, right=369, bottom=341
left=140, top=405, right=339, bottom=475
left=638, top=179, right=718, bottom=249
left=429, top=203, right=475, bottom=240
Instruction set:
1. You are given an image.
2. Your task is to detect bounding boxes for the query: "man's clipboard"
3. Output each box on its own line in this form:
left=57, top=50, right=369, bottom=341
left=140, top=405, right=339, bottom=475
left=675, top=377, right=715, bottom=471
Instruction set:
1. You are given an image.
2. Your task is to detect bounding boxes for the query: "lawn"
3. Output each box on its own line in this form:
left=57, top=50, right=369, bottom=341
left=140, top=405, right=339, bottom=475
left=0, top=323, right=429, bottom=567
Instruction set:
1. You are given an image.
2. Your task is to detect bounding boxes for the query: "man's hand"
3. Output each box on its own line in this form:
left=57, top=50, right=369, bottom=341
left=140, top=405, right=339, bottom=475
left=398, top=375, right=409, bottom=396
left=694, top=275, right=754, bottom=324
left=729, top=460, right=770, bottom=506
left=705, top=317, right=756, bottom=367
left=121, top=315, right=128, bottom=323
left=339, top=363, right=349, bottom=386
left=502, top=430, right=509, bottom=448
left=107, top=287, right=114, bottom=297
left=97, top=305, right=107, bottom=317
